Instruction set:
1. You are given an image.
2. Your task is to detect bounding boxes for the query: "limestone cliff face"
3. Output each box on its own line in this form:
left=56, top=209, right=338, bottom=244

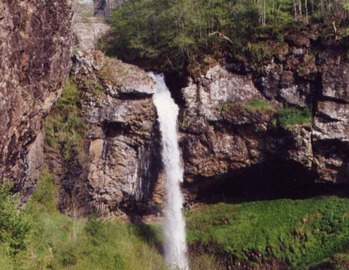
left=0, top=0, right=72, bottom=196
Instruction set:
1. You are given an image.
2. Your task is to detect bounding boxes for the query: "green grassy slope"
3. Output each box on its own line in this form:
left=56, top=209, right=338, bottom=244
left=187, top=197, right=349, bottom=269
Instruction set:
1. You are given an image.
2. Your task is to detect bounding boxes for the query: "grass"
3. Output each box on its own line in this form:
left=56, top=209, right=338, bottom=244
left=220, top=99, right=274, bottom=114
left=273, top=106, right=312, bottom=128
left=243, top=99, right=274, bottom=112
left=3, top=172, right=349, bottom=269
left=21, top=215, right=167, bottom=270
left=14, top=169, right=167, bottom=270
left=186, top=197, right=349, bottom=269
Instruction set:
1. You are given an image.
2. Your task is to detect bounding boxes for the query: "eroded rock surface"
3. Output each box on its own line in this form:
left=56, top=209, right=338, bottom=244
left=179, top=34, right=349, bottom=202
left=0, top=0, right=72, bottom=196
left=67, top=50, right=160, bottom=215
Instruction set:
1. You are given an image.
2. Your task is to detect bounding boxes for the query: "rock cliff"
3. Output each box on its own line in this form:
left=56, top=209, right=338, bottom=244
left=58, top=30, right=349, bottom=215
left=57, top=50, right=161, bottom=216
left=178, top=29, right=349, bottom=202
left=1, top=0, right=348, bottom=216
left=0, top=0, right=72, bottom=197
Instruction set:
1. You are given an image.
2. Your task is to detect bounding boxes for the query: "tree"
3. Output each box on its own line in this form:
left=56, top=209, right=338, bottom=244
left=0, top=184, right=32, bottom=255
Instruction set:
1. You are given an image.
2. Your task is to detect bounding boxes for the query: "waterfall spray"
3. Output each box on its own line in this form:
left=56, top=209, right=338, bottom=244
left=151, top=73, right=189, bottom=270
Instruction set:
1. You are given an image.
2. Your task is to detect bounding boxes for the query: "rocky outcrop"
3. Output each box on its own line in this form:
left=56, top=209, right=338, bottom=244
left=251, top=41, right=349, bottom=183
left=178, top=31, right=349, bottom=201
left=312, top=49, right=349, bottom=182
left=60, top=46, right=348, bottom=214
left=65, top=50, right=160, bottom=216
left=180, top=66, right=272, bottom=180
left=0, top=0, right=72, bottom=197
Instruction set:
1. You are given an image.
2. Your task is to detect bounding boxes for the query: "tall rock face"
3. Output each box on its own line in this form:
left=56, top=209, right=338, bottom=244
left=249, top=42, right=349, bottom=184
left=0, top=1, right=72, bottom=196
left=73, top=1, right=109, bottom=50
left=179, top=34, right=349, bottom=202
left=63, top=50, right=161, bottom=216
left=61, top=47, right=348, bottom=215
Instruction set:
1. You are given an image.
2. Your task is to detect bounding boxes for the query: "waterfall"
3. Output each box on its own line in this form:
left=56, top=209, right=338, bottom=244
left=150, top=73, right=189, bottom=270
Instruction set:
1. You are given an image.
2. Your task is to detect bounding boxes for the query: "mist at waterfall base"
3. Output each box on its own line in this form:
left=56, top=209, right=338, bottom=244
left=151, top=72, right=189, bottom=270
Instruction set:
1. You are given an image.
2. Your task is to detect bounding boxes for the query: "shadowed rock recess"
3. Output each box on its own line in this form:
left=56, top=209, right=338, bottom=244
left=0, top=0, right=72, bottom=198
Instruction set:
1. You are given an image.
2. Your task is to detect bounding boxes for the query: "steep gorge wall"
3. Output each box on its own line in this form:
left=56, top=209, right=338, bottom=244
left=2, top=0, right=347, bottom=216
left=0, top=0, right=72, bottom=197
left=54, top=50, right=162, bottom=217
left=178, top=30, right=349, bottom=202
left=60, top=31, right=349, bottom=216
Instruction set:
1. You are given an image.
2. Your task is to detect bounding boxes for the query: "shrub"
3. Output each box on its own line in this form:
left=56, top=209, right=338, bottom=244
left=30, top=166, right=58, bottom=213
left=0, top=184, right=32, bottom=256
left=273, top=106, right=312, bottom=128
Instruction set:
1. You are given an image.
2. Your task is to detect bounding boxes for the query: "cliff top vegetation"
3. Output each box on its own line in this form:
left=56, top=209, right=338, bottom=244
left=101, top=0, right=349, bottom=74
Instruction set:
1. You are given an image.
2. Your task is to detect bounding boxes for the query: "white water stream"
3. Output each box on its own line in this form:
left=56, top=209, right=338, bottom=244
left=151, top=73, right=189, bottom=270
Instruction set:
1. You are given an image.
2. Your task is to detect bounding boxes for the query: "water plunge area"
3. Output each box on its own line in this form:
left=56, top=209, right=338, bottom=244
left=151, top=72, right=189, bottom=270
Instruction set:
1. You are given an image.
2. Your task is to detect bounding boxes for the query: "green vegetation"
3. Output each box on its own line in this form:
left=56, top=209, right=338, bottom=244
left=0, top=169, right=168, bottom=270
left=0, top=185, right=32, bottom=260
left=104, top=0, right=349, bottom=73
left=273, top=106, right=313, bottom=128
left=3, top=173, right=349, bottom=269
left=244, top=99, right=274, bottom=112
left=22, top=213, right=167, bottom=270
left=186, top=197, right=349, bottom=269
left=44, top=79, right=84, bottom=174
left=30, top=166, right=59, bottom=214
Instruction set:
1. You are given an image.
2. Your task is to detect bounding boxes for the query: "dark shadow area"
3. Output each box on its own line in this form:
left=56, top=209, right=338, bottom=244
left=164, top=71, right=189, bottom=108
left=127, top=215, right=164, bottom=256
left=102, top=121, right=126, bottom=138
left=184, top=160, right=349, bottom=205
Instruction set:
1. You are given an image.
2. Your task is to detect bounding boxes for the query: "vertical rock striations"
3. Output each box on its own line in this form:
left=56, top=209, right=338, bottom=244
left=0, top=0, right=72, bottom=197
left=68, top=50, right=160, bottom=216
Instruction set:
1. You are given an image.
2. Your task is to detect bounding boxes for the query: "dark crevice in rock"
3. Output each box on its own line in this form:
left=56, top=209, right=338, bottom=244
left=311, top=70, right=323, bottom=115
left=164, top=71, right=189, bottom=108
left=318, top=95, right=349, bottom=105
left=315, top=112, right=342, bottom=122
left=117, top=93, right=154, bottom=100
left=102, top=121, right=127, bottom=138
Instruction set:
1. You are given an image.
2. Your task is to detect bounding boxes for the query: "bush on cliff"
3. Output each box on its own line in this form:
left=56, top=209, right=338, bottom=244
left=103, top=0, right=349, bottom=73
left=273, top=105, right=313, bottom=128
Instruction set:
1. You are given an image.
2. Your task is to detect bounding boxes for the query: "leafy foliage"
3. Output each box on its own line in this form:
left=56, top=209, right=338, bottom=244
left=44, top=79, right=84, bottom=171
left=103, top=0, right=349, bottom=73
left=273, top=106, right=313, bottom=128
left=0, top=184, right=32, bottom=261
